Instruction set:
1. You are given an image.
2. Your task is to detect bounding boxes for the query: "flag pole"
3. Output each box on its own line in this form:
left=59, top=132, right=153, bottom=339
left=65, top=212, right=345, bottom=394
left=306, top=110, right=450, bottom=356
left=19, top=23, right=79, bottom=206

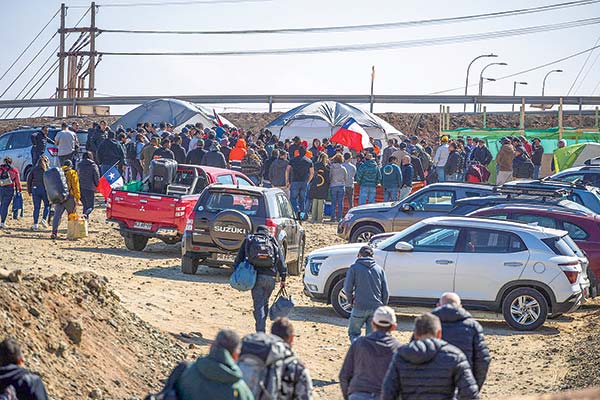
left=370, top=65, right=375, bottom=113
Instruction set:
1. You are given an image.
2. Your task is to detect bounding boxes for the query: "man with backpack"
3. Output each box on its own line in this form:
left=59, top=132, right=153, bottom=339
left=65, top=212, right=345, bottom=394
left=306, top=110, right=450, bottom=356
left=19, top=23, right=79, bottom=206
left=234, top=225, right=287, bottom=332
left=0, top=338, right=48, bottom=400
left=174, top=329, right=253, bottom=400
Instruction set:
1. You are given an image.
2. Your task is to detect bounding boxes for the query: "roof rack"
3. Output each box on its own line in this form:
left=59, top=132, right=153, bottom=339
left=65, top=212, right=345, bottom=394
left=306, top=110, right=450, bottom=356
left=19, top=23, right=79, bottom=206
left=494, top=185, right=571, bottom=198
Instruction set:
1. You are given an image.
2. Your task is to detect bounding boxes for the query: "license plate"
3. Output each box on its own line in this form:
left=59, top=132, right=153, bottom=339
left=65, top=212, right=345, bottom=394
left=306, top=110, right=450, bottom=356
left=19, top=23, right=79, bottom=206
left=133, top=221, right=153, bottom=230
left=215, top=253, right=235, bottom=262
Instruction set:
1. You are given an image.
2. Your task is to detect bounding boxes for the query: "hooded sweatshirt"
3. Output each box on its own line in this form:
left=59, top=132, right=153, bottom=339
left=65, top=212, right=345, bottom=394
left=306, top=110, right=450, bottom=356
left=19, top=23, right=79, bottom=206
left=339, top=330, right=401, bottom=399
left=175, top=346, right=253, bottom=400
left=431, top=305, right=491, bottom=389
left=329, top=162, right=348, bottom=188
left=229, top=139, right=248, bottom=162
left=380, top=163, right=403, bottom=189
left=343, top=256, right=389, bottom=311
left=355, top=159, right=381, bottom=187
left=381, top=338, right=480, bottom=400
left=0, top=364, right=48, bottom=400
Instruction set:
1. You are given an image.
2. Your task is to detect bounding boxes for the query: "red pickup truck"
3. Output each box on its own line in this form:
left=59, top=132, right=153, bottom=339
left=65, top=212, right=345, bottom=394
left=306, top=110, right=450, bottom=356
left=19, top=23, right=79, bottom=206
left=107, top=164, right=254, bottom=251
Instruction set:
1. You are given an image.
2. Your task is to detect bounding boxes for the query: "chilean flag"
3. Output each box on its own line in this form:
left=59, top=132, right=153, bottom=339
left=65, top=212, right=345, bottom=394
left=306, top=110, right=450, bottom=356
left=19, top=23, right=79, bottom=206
left=97, top=166, right=124, bottom=199
left=330, top=117, right=371, bottom=152
left=213, top=108, right=224, bottom=127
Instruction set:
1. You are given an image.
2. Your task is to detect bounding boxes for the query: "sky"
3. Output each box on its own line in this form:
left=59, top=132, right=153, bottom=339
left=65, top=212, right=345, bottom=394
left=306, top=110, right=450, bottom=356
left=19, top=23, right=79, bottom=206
left=1, top=0, right=600, bottom=118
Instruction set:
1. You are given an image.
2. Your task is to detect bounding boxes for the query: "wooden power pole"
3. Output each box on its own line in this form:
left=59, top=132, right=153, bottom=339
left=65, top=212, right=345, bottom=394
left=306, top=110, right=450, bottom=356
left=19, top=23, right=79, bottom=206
left=56, top=3, right=66, bottom=117
left=88, top=2, right=96, bottom=98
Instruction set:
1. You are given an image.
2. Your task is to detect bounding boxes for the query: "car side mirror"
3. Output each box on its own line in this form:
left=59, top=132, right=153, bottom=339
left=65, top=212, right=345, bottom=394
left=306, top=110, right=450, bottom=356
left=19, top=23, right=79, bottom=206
left=401, top=203, right=412, bottom=212
left=395, top=241, right=414, bottom=252
left=297, top=211, right=307, bottom=221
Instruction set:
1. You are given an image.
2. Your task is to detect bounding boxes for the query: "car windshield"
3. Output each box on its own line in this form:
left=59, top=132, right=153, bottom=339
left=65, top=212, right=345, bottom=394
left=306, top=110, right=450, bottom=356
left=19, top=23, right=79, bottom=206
left=375, top=223, right=424, bottom=249
left=204, top=192, right=262, bottom=216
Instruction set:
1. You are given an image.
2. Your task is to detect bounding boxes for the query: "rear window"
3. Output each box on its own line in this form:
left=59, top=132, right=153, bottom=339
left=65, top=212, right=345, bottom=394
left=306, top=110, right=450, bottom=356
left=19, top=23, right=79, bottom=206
left=204, top=192, right=264, bottom=216
left=562, top=234, right=585, bottom=258
left=542, top=236, right=576, bottom=256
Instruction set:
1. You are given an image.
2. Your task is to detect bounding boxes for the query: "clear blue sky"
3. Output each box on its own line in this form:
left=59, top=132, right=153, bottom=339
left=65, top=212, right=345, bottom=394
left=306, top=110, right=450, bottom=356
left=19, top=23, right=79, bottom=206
left=2, top=0, right=600, bottom=116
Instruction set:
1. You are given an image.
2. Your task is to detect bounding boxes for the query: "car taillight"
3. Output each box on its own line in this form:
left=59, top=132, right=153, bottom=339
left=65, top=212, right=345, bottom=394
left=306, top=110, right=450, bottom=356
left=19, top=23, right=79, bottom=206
left=563, top=270, right=579, bottom=284
left=175, top=205, right=186, bottom=218
left=265, top=218, right=277, bottom=237
left=47, top=147, right=58, bottom=156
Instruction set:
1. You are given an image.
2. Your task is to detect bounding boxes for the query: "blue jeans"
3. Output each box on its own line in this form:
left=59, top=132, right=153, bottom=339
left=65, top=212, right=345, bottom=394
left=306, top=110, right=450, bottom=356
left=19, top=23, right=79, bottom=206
left=0, top=186, right=14, bottom=223
left=52, top=196, right=76, bottom=235
left=345, top=186, right=354, bottom=209
left=383, top=186, right=399, bottom=202
left=330, top=186, right=345, bottom=221
left=348, top=308, right=375, bottom=343
left=358, top=186, right=376, bottom=205
left=436, top=166, right=446, bottom=182
left=251, top=274, right=276, bottom=332
left=290, top=181, right=308, bottom=213
left=32, top=186, right=50, bottom=224
left=533, top=165, right=541, bottom=179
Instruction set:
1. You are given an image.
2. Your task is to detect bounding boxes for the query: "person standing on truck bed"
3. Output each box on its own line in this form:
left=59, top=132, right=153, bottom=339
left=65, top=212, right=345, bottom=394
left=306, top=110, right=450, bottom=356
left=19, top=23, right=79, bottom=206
left=153, top=138, right=175, bottom=161
left=234, top=225, right=287, bottom=333
left=140, top=137, right=159, bottom=178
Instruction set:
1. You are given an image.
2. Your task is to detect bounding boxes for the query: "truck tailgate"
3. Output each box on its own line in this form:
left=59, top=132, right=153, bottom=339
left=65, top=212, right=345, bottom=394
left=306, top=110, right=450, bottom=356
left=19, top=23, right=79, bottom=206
left=108, top=191, right=182, bottom=232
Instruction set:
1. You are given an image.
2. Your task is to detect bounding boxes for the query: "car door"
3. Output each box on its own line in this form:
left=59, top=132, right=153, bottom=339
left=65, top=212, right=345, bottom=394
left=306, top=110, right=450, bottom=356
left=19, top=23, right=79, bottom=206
left=393, top=189, right=456, bottom=230
left=455, top=228, right=529, bottom=302
left=383, top=225, right=459, bottom=300
left=275, top=193, right=298, bottom=260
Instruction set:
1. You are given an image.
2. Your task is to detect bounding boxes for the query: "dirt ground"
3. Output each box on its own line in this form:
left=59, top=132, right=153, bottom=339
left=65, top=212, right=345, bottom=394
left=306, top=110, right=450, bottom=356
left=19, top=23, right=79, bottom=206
left=0, top=195, right=598, bottom=399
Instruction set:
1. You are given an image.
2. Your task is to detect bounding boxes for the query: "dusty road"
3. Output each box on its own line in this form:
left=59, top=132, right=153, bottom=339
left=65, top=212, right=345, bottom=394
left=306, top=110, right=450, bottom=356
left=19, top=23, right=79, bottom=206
left=0, top=197, right=596, bottom=399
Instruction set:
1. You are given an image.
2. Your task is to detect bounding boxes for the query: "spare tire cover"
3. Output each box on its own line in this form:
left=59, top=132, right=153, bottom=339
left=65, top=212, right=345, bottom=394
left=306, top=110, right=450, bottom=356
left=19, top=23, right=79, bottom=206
left=210, top=210, right=253, bottom=251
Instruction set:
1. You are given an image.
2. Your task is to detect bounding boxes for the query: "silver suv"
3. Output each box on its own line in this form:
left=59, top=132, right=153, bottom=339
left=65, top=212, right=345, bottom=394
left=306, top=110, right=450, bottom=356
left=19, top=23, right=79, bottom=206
left=337, top=183, right=494, bottom=242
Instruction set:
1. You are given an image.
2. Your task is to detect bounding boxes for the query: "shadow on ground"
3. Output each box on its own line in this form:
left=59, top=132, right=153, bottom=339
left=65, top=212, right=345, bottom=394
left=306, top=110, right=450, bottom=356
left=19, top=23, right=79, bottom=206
left=134, top=265, right=231, bottom=285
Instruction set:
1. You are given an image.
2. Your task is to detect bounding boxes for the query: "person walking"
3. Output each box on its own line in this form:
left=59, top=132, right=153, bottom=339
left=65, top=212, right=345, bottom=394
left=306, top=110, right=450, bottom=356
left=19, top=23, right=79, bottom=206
left=0, top=157, right=22, bottom=229
left=329, top=154, right=348, bottom=222
left=287, top=148, right=314, bottom=215
left=380, top=156, right=403, bottom=202
left=399, top=155, right=414, bottom=200
left=343, top=246, right=389, bottom=343
left=342, top=153, right=357, bottom=210
left=531, top=138, right=544, bottom=179
left=381, top=313, right=480, bottom=400
left=26, top=155, right=50, bottom=231
left=51, top=160, right=80, bottom=240
left=356, top=153, right=381, bottom=205
left=271, top=318, right=314, bottom=400
left=174, top=329, right=253, bottom=400
left=234, top=225, right=287, bottom=332
left=270, top=150, right=290, bottom=196
left=0, top=338, right=49, bottom=400
left=31, top=126, right=48, bottom=167
left=433, top=136, right=450, bottom=182
left=153, top=138, right=175, bottom=160
left=432, top=293, right=491, bottom=391
left=339, top=306, right=401, bottom=400
left=54, top=122, right=78, bottom=165
left=140, top=137, right=159, bottom=177
left=77, top=152, right=100, bottom=218
left=496, top=137, right=515, bottom=185
left=309, top=152, right=330, bottom=223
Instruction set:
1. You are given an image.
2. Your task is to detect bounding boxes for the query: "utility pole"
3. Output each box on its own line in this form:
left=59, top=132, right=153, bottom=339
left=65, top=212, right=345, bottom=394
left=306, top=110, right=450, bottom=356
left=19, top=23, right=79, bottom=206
left=57, top=3, right=66, bottom=117
left=88, top=1, right=96, bottom=98
left=369, top=65, right=375, bottom=113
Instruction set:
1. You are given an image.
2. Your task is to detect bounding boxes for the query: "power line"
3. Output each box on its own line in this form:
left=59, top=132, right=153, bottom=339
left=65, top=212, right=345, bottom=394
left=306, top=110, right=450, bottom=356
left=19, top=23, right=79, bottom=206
left=99, top=16, right=600, bottom=57
left=0, top=8, right=60, bottom=84
left=574, top=49, right=600, bottom=94
left=99, top=0, right=600, bottom=35
left=567, top=33, right=600, bottom=95
left=70, top=0, right=271, bottom=7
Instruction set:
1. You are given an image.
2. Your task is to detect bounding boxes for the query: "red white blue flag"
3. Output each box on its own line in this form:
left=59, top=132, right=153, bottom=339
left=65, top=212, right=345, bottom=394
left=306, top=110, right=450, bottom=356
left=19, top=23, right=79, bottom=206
left=330, top=117, right=371, bottom=151
left=97, top=165, right=124, bottom=199
left=213, top=108, right=224, bottom=127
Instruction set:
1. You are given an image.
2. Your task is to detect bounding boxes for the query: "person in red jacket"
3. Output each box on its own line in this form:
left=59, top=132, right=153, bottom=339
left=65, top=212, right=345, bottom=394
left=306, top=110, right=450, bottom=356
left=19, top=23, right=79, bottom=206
left=229, top=138, right=247, bottom=171
left=0, top=157, right=22, bottom=229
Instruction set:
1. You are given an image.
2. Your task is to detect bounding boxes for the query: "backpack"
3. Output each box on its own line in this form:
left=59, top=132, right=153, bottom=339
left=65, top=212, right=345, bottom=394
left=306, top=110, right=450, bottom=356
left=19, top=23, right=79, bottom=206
left=144, top=361, right=190, bottom=400
left=0, top=385, right=17, bottom=400
left=0, top=167, right=12, bottom=187
left=245, top=234, right=276, bottom=268
left=238, top=333, right=296, bottom=400
left=230, top=261, right=257, bottom=291
left=43, top=167, right=69, bottom=204
left=126, top=141, right=137, bottom=160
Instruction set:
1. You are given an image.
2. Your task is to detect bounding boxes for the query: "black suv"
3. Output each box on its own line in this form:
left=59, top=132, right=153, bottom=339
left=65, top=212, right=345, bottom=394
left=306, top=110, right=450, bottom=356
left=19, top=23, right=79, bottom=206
left=181, top=184, right=306, bottom=276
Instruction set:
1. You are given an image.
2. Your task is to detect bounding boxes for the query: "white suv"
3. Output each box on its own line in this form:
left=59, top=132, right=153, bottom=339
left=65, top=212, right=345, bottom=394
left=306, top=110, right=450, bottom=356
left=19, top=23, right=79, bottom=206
left=303, top=217, right=589, bottom=330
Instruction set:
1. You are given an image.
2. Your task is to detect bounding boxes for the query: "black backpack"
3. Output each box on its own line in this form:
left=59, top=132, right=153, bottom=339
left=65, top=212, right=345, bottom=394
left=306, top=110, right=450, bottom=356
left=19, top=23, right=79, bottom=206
left=0, top=167, right=11, bottom=187
left=144, top=361, right=190, bottom=400
left=245, top=233, right=276, bottom=268
left=126, top=141, right=137, bottom=160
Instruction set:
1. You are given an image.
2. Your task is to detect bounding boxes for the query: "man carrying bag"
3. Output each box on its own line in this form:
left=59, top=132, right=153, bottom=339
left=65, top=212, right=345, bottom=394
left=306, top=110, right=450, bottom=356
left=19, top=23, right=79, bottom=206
left=234, top=225, right=287, bottom=332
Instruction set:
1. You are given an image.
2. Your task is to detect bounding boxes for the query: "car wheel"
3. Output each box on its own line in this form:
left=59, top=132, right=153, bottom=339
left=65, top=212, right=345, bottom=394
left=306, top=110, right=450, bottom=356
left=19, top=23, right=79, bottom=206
left=23, top=165, right=32, bottom=183
left=123, top=234, right=149, bottom=251
left=502, top=287, right=548, bottom=331
left=181, top=255, right=199, bottom=275
left=350, top=225, right=383, bottom=243
left=330, top=279, right=352, bottom=319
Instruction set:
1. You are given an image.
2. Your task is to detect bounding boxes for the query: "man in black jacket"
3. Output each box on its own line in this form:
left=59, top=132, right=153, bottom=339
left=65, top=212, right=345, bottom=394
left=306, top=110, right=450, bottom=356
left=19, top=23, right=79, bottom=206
left=0, top=338, right=48, bottom=400
left=432, top=293, right=491, bottom=391
left=96, top=130, right=126, bottom=175
left=531, top=138, right=544, bottom=179
left=381, top=313, right=480, bottom=400
left=201, top=144, right=228, bottom=168
left=234, top=225, right=287, bottom=332
left=339, top=306, right=400, bottom=400
left=186, top=141, right=206, bottom=165
left=153, top=138, right=175, bottom=160
left=170, top=135, right=187, bottom=164
left=470, top=139, right=493, bottom=166
left=444, top=142, right=462, bottom=182
left=77, top=151, right=101, bottom=218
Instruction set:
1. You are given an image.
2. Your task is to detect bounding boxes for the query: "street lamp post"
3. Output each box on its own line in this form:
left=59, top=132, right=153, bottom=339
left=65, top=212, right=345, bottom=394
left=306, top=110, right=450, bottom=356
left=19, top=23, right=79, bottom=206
left=476, top=62, right=508, bottom=112
left=464, top=54, right=497, bottom=112
left=512, top=81, right=528, bottom=112
left=542, top=69, right=563, bottom=96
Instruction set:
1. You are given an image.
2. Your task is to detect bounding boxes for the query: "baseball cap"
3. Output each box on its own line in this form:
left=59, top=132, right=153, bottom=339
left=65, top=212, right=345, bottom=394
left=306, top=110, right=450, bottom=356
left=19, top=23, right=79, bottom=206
left=373, top=306, right=397, bottom=327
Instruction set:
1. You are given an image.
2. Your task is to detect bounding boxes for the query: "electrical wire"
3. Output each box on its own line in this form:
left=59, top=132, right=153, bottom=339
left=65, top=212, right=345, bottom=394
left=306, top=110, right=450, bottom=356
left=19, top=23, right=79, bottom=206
left=99, top=0, right=600, bottom=35
left=0, top=8, right=60, bottom=83
left=574, top=49, right=600, bottom=94
left=69, top=0, right=271, bottom=7
left=99, top=16, right=600, bottom=57
left=567, top=33, right=600, bottom=95
left=11, top=63, right=60, bottom=119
